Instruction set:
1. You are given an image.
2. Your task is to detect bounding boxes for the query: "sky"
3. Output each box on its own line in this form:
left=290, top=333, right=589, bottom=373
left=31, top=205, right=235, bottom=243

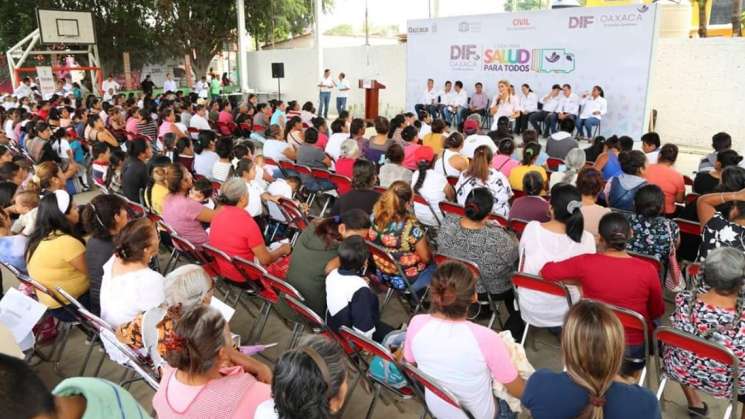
left=320, top=0, right=508, bottom=32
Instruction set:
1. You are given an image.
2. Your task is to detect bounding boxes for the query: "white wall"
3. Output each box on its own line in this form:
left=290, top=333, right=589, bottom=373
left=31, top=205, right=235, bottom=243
left=246, top=38, right=744, bottom=149
left=649, top=37, right=745, bottom=150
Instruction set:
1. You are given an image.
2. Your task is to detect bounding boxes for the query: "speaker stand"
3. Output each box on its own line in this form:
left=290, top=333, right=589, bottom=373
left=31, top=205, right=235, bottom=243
left=275, top=77, right=281, bottom=100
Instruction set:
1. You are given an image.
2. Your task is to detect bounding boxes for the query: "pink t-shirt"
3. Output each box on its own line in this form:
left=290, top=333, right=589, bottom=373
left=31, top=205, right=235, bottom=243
left=335, top=157, right=355, bottom=178
left=492, top=154, right=519, bottom=177
left=125, top=117, right=139, bottom=134
left=154, top=365, right=270, bottom=419
left=162, top=193, right=208, bottom=245
left=159, top=121, right=173, bottom=139
left=218, top=111, right=233, bottom=125
left=402, top=143, right=423, bottom=171
left=404, top=314, right=518, bottom=419
left=314, top=133, right=329, bottom=151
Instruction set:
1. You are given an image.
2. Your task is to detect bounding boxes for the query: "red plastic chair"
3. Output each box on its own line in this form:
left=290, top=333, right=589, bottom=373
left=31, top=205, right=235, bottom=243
left=278, top=198, right=308, bottom=245
left=512, top=272, right=573, bottom=346
left=329, top=173, right=352, bottom=195
left=685, top=192, right=700, bottom=205
left=604, top=301, right=650, bottom=386
left=278, top=160, right=296, bottom=172
left=338, top=326, right=415, bottom=418
left=312, top=168, right=336, bottom=215
left=233, top=256, right=278, bottom=343
left=508, top=218, right=529, bottom=238
left=683, top=175, right=694, bottom=186
left=654, top=326, right=739, bottom=419
left=446, top=176, right=459, bottom=186
left=373, top=186, right=386, bottom=194
left=400, top=362, right=475, bottom=419
left=434, top=253, right=503, bottom=329
left=439, top=201, right=465, bottom=217
left=675, top=218, right=702, bottom=237
left=262, top=157, right=279, bottom=167
left=365, top=240, right=426, bottom=315
left=546, top=157, right=564, bottom=172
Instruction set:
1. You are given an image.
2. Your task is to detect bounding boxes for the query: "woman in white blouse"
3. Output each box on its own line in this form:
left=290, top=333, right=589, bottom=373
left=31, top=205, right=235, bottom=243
left=412, top=147, right=455, bottom=227
left=489, top=80, right=520, bottom=131
left=433, top=132, right=469, bottom=178
left=516, top=183, right=595, bottom=331
left=515, top=84, right=538, bottom=135
left=577, top=85, right=607, bottom=139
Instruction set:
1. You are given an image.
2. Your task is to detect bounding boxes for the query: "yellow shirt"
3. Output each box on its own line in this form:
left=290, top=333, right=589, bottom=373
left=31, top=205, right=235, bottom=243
left=422, top=133, right=444, bottom=155
left=27, top=233, right=87, bottom=308
left=508, top=164, right=548, bottom=192
left=150, top=183, right=169, bottom=215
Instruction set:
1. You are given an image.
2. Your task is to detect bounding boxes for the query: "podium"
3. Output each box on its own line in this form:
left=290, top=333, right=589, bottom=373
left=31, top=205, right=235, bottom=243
left=358, top=79, right=386, bottom=121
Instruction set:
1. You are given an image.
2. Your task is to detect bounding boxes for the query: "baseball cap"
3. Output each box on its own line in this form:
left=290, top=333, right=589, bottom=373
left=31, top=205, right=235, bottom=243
left=413, top=146, right=435, bottom=164
left=464, top=119, right=479, bottom=133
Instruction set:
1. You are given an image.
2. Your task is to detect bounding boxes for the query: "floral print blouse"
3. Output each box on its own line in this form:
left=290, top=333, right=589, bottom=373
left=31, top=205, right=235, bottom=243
left=368, top=217, right=426, bottom=289
left=626, top=214, right=680, bottom=266
left=455, top=169, right=513, bottom=218
left=697, top=212, right=745, bottom=262
left=664, top=290, right=745, bottom=398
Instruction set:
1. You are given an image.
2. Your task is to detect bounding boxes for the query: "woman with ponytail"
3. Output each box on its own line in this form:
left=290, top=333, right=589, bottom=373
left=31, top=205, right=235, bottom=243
left=82, top=194, right=129, bottom=316
left=541, top=213, right=664, bottom=376
left=508, top=141, right=548, bottom=192
left=404, top=262, right=525, bottom=419
left=25, top=161, right=67, bottom=195
left=517, top=183, right=595, bottom=330
left=411, top=146, right=455, bottom=226
left=433, top=131, right=469, bottom=177
left=153, top=305, right=271, bottom=419
left=369, top=181, right=435, bottom=292
left=99, top=218, right=165, bottom=329
left=522, top=300, right=660, bottom=419
left=455, top=145, right=512, bottom=217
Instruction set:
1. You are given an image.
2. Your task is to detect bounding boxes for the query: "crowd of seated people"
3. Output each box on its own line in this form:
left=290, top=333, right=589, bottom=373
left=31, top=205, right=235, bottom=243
left=2, top=75, right=745, bottom=419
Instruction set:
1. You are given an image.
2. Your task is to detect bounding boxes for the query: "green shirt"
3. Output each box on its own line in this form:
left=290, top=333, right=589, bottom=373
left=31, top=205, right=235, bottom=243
left=210, top=78, right=221, bottom=95
left=52, top=377, right=152, bottom=419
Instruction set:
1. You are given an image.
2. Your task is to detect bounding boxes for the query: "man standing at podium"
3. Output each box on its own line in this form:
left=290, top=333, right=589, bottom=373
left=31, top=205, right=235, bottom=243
left=318, top=68, right=334, bottom=119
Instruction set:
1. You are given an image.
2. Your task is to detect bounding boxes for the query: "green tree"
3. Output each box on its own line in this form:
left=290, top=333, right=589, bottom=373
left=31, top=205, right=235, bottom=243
left=246, top=0, right=333, bottom=49
left=325, top=24, right=355, bottom=36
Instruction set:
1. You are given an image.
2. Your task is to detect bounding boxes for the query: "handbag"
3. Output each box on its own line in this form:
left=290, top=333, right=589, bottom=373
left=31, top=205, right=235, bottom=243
left=664, top=221, right=684, bottom=292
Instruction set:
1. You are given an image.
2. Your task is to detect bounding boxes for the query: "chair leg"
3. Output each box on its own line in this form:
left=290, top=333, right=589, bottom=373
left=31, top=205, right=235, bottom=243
left=520, top=324, right=530, bottom=346
left=249, top=302, right=272, bottom=344
left=365, top=384, right=382, bottom=419
left=162, top=248, right=177, bottom=274
left=53, top=323, right=74, bottom=376
left=78, top=336, right=97, bottom=376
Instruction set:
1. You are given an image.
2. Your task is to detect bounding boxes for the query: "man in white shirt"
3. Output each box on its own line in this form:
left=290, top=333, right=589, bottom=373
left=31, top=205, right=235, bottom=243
left=334, top=72, right=350, bottom=116
left=576, top=86, right=608, bottom=139
left=13, top=78, right=33, bottom=99
left=189, top=104, right=212, bottom=137
left=443, top=81, right=468, bottom=128
left=101, top=74, right=120, bottom=100
left=641, top=132, right=660, bottom=164
left=414, top=78, right=438, bottom=120
left=528, top=84, right=561, bottom=138
left=461, top=119, right=497, bottom=158
left=194, top=77, right=209, bottom=99
left=317, top=68, right=334, bottom=119
left=435, top=81, right=453, bottom=120
left=546, top=83, right=579, bottom=136
left=163, top=73, right=177, bottom=93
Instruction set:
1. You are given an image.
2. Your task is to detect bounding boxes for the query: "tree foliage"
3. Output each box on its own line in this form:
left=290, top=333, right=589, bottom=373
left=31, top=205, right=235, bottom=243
left=246, top=0, right=333, bottom=49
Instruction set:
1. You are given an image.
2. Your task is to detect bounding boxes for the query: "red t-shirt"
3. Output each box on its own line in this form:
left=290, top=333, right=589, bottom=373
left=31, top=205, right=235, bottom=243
left=402, top=143, right=425, bottom=171
left=314, top=133, right=329, bottom=151
left=208, top=206, right=264, bottom=283
left=335, top=157, right=355, bottom=178
left=540, top=253, right=664, bottom=345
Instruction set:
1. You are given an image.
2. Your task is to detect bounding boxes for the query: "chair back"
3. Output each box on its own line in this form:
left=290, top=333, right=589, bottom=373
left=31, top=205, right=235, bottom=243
left=433, top=253, right=481, bottom=279
left=674, top=218, right=702, bottom=237
left=629, top=252, right=662, bottom=277
left=373, top=186, right=386, bottom=194
left=232, top=256, right=278, bottom=302
left=263, top=157, right=279, bottom=167
left=546, top=157, right=564, bottom=172
left=98, top=328, right=160, bottom=390
left=685, top=193, right=700, bottom=205
left=293, top=165, right=312, bottom=176
left=338, top=326, right=396, bottom=363
left=264, top=274, right=304, bottom=301
left=278, top=160, right=295, bottom=171
left=508, top=218, right=529, bottom=237
left=439, top=201, right=465, bottom=218
left=201, top=244, right=243, bottom=284
left=329, top=173, right=352, bottom=195
left=512, top=272, right=572, bottom=306
left=446, top=176, right=459, bottom=186
left=284, top=295, right=325, bottom=329
left=311, top=168, right=331, bottom=180
left=683, top=175, right=694, bottom=186
left=365, top=240, right=406, bottom=278
left=400, top=363, right=475, bottom=419
left=278, top=198, right=308, bottom=231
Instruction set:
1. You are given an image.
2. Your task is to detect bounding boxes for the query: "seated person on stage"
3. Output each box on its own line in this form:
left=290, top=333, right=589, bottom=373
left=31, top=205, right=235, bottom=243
left=465, top=82, right=489, bottom=119
left=529, top=84, right=561, bottom=138
left=415, top=78, right=439, bottom=119
left=576, top=85, right=607, bottom=139
left=546, top=84, right=579, bottom=136
left=443, top=81, right=468, bottom=127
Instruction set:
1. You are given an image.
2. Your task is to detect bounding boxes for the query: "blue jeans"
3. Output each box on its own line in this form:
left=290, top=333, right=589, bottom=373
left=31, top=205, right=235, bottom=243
left=411, top=263, right=436, bottom=291
left=442, top=107, right=465, bottom=127
left=318, top=91, right=331, bottom=119
left=336, top=97, right=347, bottom=115
left=578, top=117, right=600, bottom=138
left=546, top=113, right=575, bottom=135
left=303, top=177, right=334, bottom=193
left=496, top=398, right=517, bottom=419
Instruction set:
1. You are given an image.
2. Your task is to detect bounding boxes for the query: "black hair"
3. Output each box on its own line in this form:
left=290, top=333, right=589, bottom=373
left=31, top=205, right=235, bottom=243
left=0, top=181, right=17, bottom=208
left=305, top=127, right=319, bottom=145
left=464, top=187, right=494, bottom=221
left=194, top=130, right=217, bottom=155
left=285, top=116, right=303, bottom=139
left=0, top=353, right=56, bottom=419
left=192, top=177, right=214, bottom=198
left=522, top=171, right=544, bottom=196
left=330, top=119, right=344, bottom=134
left=26, top=192, right=85, bottom=261
left=640, top=132, right=660, bottom=148
left=175, top=137, right=192, bottom=156
left=216, top=137, right=234, bottom=159
left=619, top=150, right=646, bottom=175
left=444, top=132, right=463, bottom=150
left=522, top=142, right=541, bottom=165
left=0, top=162, right=20, bottom=182
left=401, top=126, right=417, bottom=143
left=633, top=184, right=664, bottom=217
left=105, top=149, right=126, bottom=188
left=549, top=183, right=584, bottom=243
left=598, top=212, right=631, bottom=251
left=127, top=138, right=150, bottom=159
left=658, top=143, right=678, bottom=163
left=712, top=132, right=732, bottom=152
left=312, top=116, right=327, bottom=131
left=432, top=119, right=447, bottom=134
left=559, top=117, right=575, bottom=134
left=350, top=118, right=365, bottom=137
left=717, top=150, right=743, bottom=168
left=386, top=143, right=404, bottom=164
left=412, top=153, right=436, bottom=195
left=719, top=166, right=745, bottom=192
left=92, top=141, right=109, bottom=160
left=454, top=80, right=463, bottom=88
left=593, top=85, right=604, bottom=97
left=619, top=136, right=634, bottom=152
left=388, top=115, right=404, bottom=139
left=338, top=235, right=369, bottom=273
left=314, top=209, right=371, bottom=249
left=352, top=159, right=376, bottom=190
left=498, top=138, right=515, bottom=156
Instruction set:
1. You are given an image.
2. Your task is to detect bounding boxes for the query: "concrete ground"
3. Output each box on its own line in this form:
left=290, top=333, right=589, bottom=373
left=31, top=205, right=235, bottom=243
left=6, top=143, right=733, bottom=419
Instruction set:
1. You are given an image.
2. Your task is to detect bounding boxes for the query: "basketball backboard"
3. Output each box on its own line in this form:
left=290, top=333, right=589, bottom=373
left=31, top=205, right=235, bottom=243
left=36, top=9, right=96, bottom=45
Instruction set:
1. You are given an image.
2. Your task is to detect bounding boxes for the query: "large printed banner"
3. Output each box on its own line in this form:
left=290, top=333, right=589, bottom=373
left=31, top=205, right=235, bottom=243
left=406, top=4, right=659, bottom=138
